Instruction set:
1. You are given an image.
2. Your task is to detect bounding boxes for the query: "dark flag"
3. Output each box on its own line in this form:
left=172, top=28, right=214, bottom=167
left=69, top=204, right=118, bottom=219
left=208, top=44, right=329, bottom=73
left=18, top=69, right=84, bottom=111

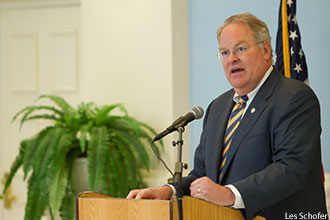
left=275, top=0, right=308, bottom=83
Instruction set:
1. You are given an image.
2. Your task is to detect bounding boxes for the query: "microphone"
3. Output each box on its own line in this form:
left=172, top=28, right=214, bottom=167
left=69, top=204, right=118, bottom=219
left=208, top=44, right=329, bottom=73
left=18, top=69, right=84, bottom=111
left=152, top=106, right=204, bottom=142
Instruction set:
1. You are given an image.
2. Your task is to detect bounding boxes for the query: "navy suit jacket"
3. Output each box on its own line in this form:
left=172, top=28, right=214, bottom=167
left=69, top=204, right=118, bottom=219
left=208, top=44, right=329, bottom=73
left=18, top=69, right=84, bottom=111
left=182, top=67, right=328, bottom=220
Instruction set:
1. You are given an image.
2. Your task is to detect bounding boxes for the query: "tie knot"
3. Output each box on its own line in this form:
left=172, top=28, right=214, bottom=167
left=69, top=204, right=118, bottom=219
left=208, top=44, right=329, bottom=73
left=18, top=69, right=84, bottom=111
left=239, top=95, right=248, bottom=103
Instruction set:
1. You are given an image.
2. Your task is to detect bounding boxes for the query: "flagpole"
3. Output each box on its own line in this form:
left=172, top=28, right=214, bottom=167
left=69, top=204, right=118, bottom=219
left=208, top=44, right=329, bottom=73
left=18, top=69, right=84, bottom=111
left=281, top=0, right=291, bottom=78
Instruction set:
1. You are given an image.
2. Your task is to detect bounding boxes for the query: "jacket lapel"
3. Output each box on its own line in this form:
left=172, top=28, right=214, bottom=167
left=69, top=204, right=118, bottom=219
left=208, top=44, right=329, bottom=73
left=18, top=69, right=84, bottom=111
left=219, top=68, right=281, bottom=184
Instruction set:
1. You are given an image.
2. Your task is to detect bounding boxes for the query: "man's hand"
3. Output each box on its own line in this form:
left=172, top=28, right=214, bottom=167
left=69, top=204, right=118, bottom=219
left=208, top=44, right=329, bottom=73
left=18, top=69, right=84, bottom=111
left=126, top=185, right=173, bottom=200
left=190, top=176, right=235, bottom=206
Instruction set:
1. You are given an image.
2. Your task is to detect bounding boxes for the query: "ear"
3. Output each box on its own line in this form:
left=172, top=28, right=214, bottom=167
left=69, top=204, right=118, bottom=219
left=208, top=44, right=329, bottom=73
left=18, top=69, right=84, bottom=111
left=262, top=40, right=272, bottom=60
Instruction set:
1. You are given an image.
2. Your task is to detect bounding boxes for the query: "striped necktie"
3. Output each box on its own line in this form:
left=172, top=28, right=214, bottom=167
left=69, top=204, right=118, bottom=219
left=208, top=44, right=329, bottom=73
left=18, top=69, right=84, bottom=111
left=219, top=95, right=248, bottom=181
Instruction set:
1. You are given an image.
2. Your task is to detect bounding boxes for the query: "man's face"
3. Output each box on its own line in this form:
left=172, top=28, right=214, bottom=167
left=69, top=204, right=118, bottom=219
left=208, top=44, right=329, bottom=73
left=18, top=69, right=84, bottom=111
left=218, top=23, right=272, bottom=95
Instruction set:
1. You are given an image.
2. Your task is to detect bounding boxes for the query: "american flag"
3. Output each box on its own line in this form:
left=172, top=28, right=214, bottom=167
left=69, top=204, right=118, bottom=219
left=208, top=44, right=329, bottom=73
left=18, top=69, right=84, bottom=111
left=275, top=0, right=308, bottom=83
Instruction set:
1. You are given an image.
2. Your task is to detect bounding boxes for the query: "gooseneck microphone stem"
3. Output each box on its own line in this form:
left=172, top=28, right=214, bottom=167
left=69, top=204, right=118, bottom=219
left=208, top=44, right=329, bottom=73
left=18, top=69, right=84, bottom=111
left=173, top=127, right=184, bottom=220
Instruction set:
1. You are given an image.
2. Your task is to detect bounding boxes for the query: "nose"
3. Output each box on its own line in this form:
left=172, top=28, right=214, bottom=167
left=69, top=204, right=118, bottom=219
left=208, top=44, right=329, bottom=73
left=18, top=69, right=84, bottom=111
left=227, top=51, right=239, bottom=62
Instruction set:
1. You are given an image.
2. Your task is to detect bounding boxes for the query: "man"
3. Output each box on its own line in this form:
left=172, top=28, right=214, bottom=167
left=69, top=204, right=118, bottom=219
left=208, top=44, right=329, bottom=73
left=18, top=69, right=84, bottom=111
left=127, top=13, right=328, bottom=220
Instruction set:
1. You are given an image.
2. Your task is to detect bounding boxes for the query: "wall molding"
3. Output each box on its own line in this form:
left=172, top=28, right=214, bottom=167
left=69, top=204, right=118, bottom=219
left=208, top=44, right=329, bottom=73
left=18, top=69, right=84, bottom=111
left=49, top=29, right=79, bottom=92
left=0, top=0, right=80, bottom=10
left=9, top=31, right=39, bottom=92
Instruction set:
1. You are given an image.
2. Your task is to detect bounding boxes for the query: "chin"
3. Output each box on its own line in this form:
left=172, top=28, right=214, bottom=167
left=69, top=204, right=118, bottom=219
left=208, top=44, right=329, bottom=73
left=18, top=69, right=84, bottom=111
left=229, top=81, right=248, bottom=90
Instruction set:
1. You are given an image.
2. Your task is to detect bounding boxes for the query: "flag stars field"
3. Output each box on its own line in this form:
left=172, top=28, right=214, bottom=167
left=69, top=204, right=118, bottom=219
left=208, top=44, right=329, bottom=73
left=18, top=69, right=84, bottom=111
left=298, top=48, right=304, bottom=59
left=290, top=47, right=294, bottom=56
left=289, top=30, right=299, bottom=41
left=287, top=0, right=293, bottom=8
left=294, top=63, right=302, bottom=73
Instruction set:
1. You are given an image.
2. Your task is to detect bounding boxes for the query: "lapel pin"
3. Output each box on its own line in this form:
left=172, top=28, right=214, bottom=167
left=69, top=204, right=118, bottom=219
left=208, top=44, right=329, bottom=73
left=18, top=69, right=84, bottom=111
left=251, top=108, right=256, bottom=114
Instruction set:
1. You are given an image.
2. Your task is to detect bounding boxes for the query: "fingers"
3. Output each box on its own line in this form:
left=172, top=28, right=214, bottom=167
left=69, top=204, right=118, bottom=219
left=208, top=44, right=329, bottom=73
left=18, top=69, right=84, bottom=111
left=126, top=188, right=157, bottom=200
left=126, top=189, right=141, bottom=199
left=126, top=186, right=173, bottom=200
left=135, top=189, right=151, bottom=199
left=190, top=177, right=208, bottom=198
left=189, top=177, right=235, bottom=206
left=126, top=188, right=151, bottom=199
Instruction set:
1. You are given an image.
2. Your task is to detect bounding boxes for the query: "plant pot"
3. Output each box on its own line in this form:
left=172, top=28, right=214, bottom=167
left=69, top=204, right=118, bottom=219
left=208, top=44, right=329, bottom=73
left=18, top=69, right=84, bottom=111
left=72, top=157, right=91, bottom=193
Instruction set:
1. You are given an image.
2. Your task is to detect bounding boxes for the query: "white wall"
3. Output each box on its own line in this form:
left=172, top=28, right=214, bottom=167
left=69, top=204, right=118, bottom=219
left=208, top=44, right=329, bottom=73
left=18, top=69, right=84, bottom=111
left=81, top=0, right=190, bottom=187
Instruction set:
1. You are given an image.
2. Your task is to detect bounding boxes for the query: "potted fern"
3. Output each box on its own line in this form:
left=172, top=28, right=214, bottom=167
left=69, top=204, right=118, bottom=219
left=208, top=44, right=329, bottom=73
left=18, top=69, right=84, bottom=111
left=2, top=94, right=162, bottom=220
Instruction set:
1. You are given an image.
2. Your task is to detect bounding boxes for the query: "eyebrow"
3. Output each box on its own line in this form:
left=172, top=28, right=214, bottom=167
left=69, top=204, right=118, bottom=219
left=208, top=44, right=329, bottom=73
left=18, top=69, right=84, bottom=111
left=219, top=40, right=248, bottom=51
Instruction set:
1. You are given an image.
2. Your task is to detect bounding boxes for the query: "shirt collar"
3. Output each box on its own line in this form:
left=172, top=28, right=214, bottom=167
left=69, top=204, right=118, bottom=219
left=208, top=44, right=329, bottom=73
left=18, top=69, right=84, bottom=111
left=233, top=65, right=273, bottom=103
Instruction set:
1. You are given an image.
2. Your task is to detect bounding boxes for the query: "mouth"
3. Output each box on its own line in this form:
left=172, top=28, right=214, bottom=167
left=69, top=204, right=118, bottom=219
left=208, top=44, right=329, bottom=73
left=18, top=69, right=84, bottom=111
left=231, top=67, right=245, bottom=74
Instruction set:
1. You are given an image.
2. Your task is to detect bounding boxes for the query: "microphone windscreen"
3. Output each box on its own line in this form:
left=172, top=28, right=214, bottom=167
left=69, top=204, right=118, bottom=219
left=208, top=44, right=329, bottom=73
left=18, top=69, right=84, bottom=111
left=192, top=106, right=204, bottom=119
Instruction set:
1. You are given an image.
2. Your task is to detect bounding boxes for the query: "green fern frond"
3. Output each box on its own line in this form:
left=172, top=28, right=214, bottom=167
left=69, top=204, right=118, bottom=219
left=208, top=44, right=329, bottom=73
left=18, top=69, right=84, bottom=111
left=112, top=138, right=139, bottom=189
left=24, top=173, right=48, bottom=220
left=3, top=140, right=27, bottom=194
left=3, top=155, right=22, bottom=193
left=100, top=147, right=126, bottom=197
left=112, top=129, right=150, bottom=171
left=38, top=94, right=74, bottom=114
left=32, top=128, right=63, bottom=177
left=100, top=152, right=117, bottom=196
left=122, top=117, right=141, bottom=136
left=87, top=126, right=110, bottom=191
left=22, top=138, right=38, bottom=179
left=94, top=104, right=123, bottom=126
left=13, top=106, right=62, bottom=130
left=78, top=124, right=91, bottom=153
left=24, top=114, right=59, bottom=123
left=139, top=121, right=163, bottom=143
left=134, top=126, right=163, bottom=156
left=112, top=103, right=128, bottom=116
left=25, top=127, right=72, bottom=220
left=12, top=105, right=62, bottom=122
left=107, top=118, right=134, bottom=132
left=22, top=127, right=52, bottom=179
left=101, top=142, right=137, bottom=197
left=47, top=130, right=75, bottom=216
left=111, top=145, right=129, bottom=197
left=17, top=108, right=36, bottom=130
left=59, top=185, right=75, bottom=220
left=61, top=116, right=76, bottom=130
left=77, top=102, right=94, bottom=116
left=48, top=164, right=69, bottom=217
left=102, top=115, right=125, bottom=126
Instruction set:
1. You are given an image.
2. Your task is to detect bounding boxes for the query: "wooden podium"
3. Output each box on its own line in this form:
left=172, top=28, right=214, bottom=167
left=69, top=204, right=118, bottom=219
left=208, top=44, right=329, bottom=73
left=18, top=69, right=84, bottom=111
left=76, top=192, right=265, bottom=220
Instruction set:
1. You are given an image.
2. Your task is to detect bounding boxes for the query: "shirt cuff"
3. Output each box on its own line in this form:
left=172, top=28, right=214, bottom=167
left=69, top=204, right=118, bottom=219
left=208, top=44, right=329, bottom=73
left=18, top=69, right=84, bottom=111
left=225, top=184, right=245, bottom=209
left=164, top=184, right=176, bottom=199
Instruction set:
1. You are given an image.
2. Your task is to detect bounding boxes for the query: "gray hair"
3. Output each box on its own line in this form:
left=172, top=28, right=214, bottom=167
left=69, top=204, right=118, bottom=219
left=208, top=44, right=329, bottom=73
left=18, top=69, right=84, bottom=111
left=217, top=13, right=273, bottom=57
